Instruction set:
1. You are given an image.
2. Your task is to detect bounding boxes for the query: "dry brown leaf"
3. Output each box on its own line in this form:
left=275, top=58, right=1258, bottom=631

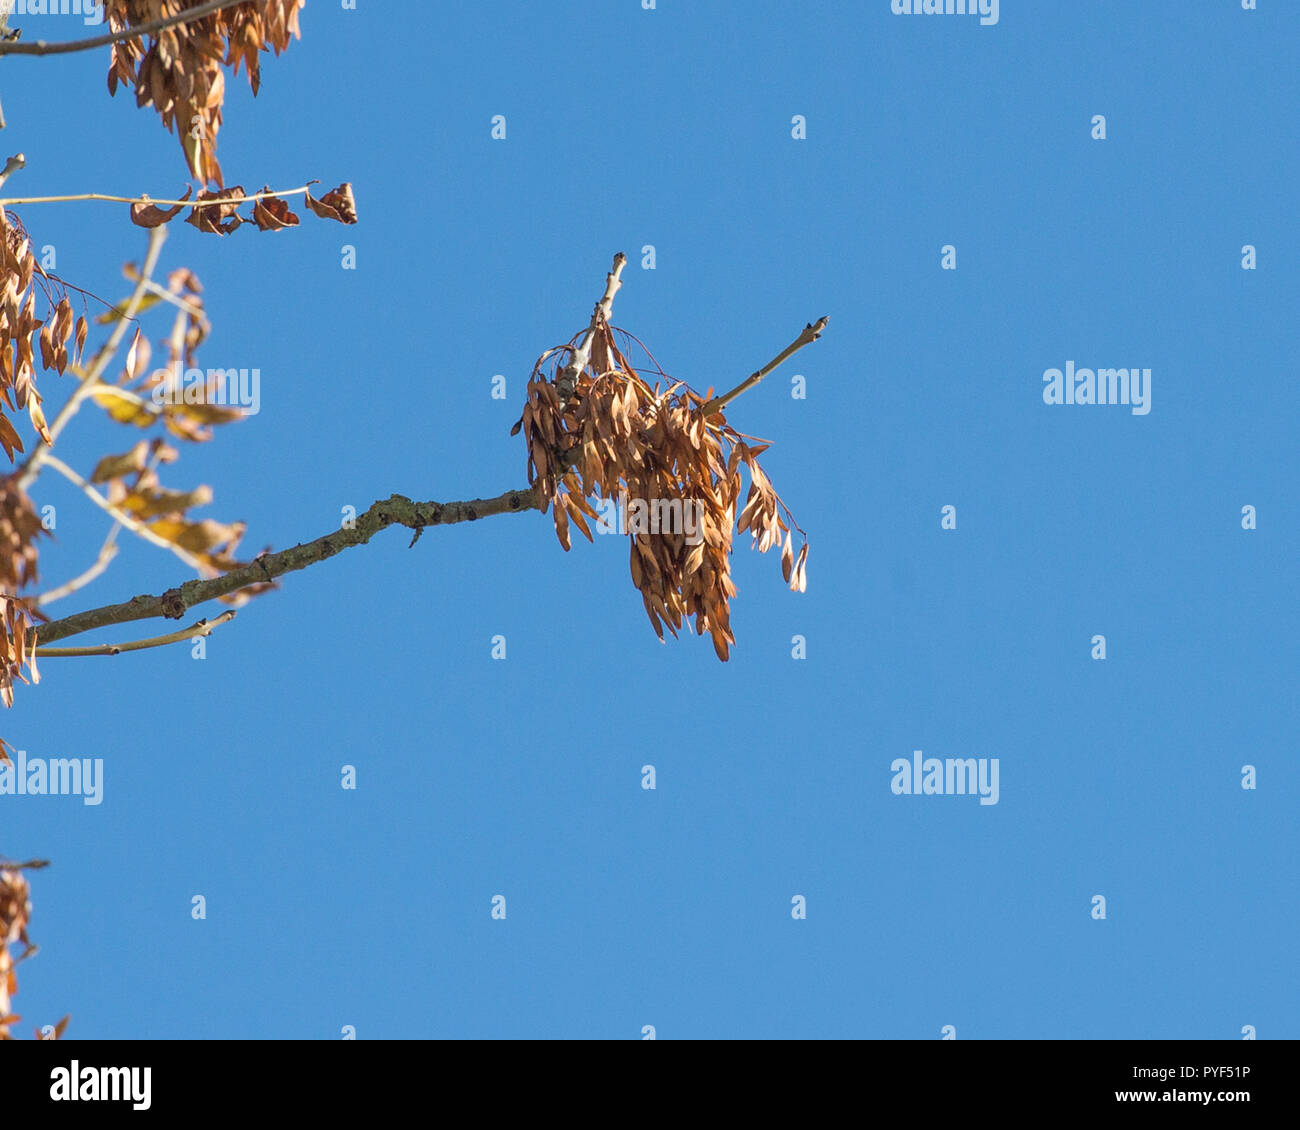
left=129, top=187, right=193, bottom=228
left=90, top=442, right=150, bottom=483
left=304, top=182, right=358, bottom=225
left=251, top=189, right=300, bottom=232
left=186, top=188, right=247, bottom=235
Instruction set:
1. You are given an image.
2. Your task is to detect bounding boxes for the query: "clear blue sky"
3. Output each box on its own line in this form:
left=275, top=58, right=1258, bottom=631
left=4, top=0, right=1296, bottom=1039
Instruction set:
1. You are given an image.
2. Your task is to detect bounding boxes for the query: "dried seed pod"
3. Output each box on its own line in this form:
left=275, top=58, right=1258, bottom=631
left=517, top=320, right=807, bottom=661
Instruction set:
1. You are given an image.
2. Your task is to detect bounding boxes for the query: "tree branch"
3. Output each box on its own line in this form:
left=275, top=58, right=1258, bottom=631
left=556, top=252, right=627, bottom=404
left=35, top=488, right=543, bottom=646
left=0, top=151, right=24, bottom=191
left=0, top=183, right=320, bottom=210
left=0, top=0, right=248, bottom=57
left=701, top=316, right=828, bottom=416
left=35, top=610, right=236, bottom=657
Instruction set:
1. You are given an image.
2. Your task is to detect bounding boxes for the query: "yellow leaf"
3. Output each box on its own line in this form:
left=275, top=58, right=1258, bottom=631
left=95, top=293, right=161, bottom=325
left=90, top=387, right=154, bottom=427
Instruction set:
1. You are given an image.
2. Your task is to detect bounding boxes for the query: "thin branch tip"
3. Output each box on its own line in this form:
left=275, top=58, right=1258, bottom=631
left=701, top=316, right=830, bottom=416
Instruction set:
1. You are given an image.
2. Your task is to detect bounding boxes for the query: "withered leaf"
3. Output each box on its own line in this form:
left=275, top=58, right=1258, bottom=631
left=304, top=182, right=358, bottom=225
left=553, top=495, right=571, bottom=551
left=124, top=327, right=142, bottom=380
left=187, top=188, right=247, bottom=235
left=149, top=517, right=244, bottom=557
left=52, top=299, right=73, bottom=345
left=629, top=539, right=643, bottom=588
left=790, top=543, right=808, bottom=593
left=166, top=268, right=203, bottom=294
left=130, top=187, right=193, bottom=228
left=0, top=415, right=25, bottom=461
left=565, top=495, right=593, bottom=543
left=121, top=484, right=213, bottom=520
left=27, top=398, right=51, bottom=446
left=251, top=189, right=300, bottom=232
left=166, top=400, right=245, bottom=426
left=38, top=325, right=55, bottom=371
left=90, top=442, right=150, bottom=484
left=643, top=595, right=665, bottom=642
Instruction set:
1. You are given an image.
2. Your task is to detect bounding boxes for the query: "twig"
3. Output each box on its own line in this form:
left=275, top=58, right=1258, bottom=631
left=556, top=252, right=627, bottom=404
left=0, top=183, right=318, bottom=209
left=701, top=316, right=829, bottom=416
left=35, top=610, right=236, bottom=657
left=37, top=431, right=175, bottom=608
left=38, top=453, right=208, bottom=571
left=0, top=151, right=23, bottom=191
left=33, top=540, right=119, bottom=607
left=30, top=433, right=162, bottom=605
left=140, top=276, right=204, bottom=319
left=0, top=0, right=247, bottom=57
left=35, top=488, right=543, bottom=646
left=15, top=226, right=166, bottom=492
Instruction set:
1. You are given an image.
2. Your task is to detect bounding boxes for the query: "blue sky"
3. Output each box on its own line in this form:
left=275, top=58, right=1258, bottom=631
left=2, top=0, right=1296, bottom=1038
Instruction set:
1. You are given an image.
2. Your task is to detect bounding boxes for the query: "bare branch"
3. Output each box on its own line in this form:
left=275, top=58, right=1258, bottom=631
left=35, top=610, right=236, bottom=658
left=0, top=151, right=24, bottom=191
left=556, top=252, right=627, bottom=404
left=33, top=540, right=119, bottom=607
left=701, top=316, right=829, bottom=416
left=0, top=0, right=247, bottom=57
left=0, top=183, right=319, bottom=209
left=35, top=488, right=543, bottom=646
left=139, top=276, right=204, bottom=319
